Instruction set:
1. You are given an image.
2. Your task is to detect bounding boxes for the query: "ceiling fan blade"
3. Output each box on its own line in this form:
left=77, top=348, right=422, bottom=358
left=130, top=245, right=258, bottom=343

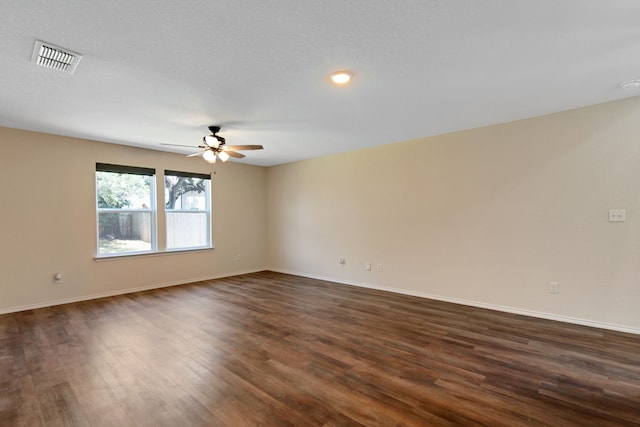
left=187, top=151, right=205, bottom=157
left=224, top=150, right=246, bottom=158
left=160, top=143, right=201, bottom=148
left=225, top=145, right=264, bottom=151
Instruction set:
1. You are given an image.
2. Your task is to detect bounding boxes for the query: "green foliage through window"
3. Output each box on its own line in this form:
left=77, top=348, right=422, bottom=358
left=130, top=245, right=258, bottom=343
left=96, top=169, right=154, bottom=255
left=97, top=172, right=152, bottom=209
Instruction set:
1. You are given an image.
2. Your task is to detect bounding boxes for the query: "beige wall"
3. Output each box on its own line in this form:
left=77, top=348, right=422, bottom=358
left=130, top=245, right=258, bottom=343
left=0, top=127, right=267, bottom=312
left=3, top=96, right=640, bottom=332
left=267, top=96, right=640, bottom=333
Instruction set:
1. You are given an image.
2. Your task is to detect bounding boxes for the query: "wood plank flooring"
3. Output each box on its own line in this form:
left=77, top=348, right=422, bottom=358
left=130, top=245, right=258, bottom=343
left=1, top=271, right=640, bottom=426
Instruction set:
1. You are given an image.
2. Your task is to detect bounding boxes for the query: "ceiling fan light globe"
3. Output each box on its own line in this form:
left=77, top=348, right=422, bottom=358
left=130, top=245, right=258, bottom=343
left=218, top=151, right=230, bottom=162
left=203, top=150, right=216, bottom=163
left=203, top=135, right=220, bottom=148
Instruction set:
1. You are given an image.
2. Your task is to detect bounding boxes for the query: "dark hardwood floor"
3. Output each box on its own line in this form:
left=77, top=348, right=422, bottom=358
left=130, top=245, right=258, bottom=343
left=1, top=271, right=640, bottom=426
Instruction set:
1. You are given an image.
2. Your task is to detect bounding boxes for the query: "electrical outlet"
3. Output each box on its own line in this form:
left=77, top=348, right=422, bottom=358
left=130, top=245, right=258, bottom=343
left=365, top=262, right=371, bottom=271
left=549, top=282, right=559, bottom=294
left=608, top=210, right=626, bottom=222
left=377, top=263, right=383, bottom=272
left=53, top=273, right=63, bottom=284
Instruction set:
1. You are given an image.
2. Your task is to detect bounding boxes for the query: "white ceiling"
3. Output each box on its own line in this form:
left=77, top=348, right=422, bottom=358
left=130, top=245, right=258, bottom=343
left=1, top=1, right=639, bottom=167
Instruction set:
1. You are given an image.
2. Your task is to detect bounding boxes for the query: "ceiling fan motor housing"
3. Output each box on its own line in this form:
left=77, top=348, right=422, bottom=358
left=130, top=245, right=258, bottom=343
left=205, top=126, right=225, bottom=148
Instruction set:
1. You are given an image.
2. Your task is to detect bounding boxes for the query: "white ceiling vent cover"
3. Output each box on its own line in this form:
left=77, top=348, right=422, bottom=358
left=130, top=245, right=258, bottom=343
left=31, top=40, right=82, bottom=74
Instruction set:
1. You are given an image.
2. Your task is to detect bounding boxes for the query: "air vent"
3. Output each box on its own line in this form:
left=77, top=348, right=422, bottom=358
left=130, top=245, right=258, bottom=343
left=31, top=40, right=82, bottom=74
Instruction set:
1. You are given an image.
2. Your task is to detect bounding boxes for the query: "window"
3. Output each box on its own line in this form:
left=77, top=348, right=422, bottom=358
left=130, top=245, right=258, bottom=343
left=96, top=163, right=156, bottom=256
left=95, top=165, right=210, bottom=257
left=165, top=170, right=211, bottom=250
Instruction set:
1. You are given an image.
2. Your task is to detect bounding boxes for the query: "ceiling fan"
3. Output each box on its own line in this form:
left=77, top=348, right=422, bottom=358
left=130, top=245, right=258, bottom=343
left=161, top=125, right=264, bottom=163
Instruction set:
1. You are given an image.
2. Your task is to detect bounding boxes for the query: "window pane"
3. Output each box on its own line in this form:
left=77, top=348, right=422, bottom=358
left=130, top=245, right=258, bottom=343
left=96, top=167, right=155, bottom=256
left=98, top=212, right=152, bottom=254
left=97, top=171, right=152, bottom=209
left=164, top=176, right=207, bottom=210
left=166, top=212, right=208, bottom=249
left=165, top=174, right=210, bottom=250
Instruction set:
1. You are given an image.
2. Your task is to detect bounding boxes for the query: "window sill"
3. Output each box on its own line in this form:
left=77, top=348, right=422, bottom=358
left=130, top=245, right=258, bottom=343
left=94, top=247, right=214, bottom=262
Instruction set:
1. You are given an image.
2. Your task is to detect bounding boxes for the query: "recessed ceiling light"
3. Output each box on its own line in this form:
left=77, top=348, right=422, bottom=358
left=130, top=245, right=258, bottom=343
left=330, top=71, right=353, bottom=85
left=620, top=79, right=640, bottom=90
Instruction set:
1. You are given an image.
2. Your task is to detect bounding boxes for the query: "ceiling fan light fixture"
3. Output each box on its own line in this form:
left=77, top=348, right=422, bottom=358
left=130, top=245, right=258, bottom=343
left=203, top=149, right=216, bottom=163
left=218, top=151, right=230, bottom=162
left=203, top=135, right=220, bottom=148
left=330, top=70, right=353, bottom=85
left=159, top=125, right=264, bottom=163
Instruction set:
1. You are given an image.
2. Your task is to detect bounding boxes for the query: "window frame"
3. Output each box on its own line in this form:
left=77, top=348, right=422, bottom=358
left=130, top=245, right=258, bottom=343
left=164, top=169, right=212, bottom=251
left=95, top=163, right=157, bottom=257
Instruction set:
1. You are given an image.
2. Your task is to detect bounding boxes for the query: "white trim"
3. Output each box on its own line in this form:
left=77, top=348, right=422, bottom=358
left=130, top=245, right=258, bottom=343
left=6, top=268, right=639, bottom=336
left=0, top=268, right=265, bottom=315
left=269, top=268, right=640, bottom=336
left=94, top=246, right=214, bottom=261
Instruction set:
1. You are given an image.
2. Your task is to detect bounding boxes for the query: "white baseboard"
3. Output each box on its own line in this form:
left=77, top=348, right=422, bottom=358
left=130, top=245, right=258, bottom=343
left=269, top=268, right=640, bottom=336
left=5, top=268, right=639, bottom=336
left=0, top=268, right=265, bottom=315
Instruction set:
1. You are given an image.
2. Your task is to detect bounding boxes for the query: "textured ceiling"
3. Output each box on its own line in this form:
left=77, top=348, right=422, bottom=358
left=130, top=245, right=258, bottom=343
left=1, top=1, right=639, bottom=166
